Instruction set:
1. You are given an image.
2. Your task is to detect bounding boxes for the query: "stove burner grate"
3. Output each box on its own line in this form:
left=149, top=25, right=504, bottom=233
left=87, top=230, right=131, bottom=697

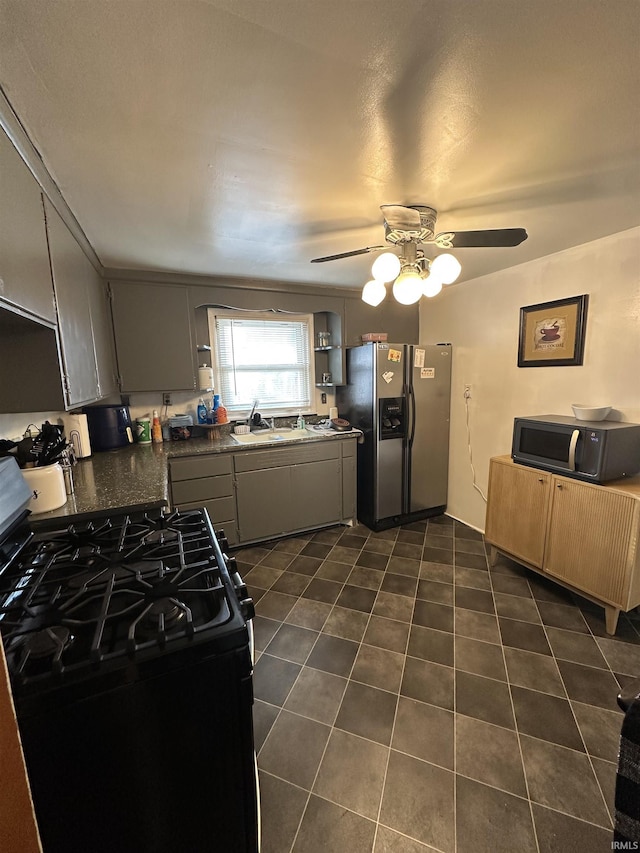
left=0, top=508, right=232, bottom=684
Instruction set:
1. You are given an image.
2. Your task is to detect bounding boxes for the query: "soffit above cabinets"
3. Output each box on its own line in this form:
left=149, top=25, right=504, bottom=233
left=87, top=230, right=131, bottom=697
left=0, top=0, right=638, bottom=288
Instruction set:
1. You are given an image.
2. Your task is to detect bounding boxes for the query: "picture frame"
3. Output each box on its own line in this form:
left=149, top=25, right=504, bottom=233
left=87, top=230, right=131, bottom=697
left=517, top=294, right=588, bottom=368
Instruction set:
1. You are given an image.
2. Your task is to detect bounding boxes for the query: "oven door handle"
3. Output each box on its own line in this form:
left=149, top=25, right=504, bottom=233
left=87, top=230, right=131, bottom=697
left=568, top=428, right=580, bottom=471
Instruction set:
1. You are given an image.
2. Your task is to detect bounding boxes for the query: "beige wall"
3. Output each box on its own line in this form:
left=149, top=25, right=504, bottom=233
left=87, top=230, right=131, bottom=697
left=420, top=227, right=640, bottom=532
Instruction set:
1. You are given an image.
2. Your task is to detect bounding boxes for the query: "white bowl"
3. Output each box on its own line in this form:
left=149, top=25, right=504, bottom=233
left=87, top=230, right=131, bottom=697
left=571, top=404, right=612, bottom=421
left=234, top=424, right=250, bottom=435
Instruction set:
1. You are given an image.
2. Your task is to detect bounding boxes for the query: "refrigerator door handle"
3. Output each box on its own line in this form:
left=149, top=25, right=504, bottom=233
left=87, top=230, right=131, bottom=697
left=408, top=383, right=416, bottom=447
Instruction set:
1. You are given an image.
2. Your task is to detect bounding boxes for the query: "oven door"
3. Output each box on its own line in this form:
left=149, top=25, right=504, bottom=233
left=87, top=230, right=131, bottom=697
left=512, top=420, right=596, bottom=476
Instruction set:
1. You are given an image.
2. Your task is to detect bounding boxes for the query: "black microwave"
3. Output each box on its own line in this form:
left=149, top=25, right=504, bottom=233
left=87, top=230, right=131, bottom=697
left=512, top=415, right=640, bottom=483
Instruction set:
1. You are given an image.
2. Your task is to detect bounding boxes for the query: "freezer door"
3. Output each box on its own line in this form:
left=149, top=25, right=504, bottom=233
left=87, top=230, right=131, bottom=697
left=407, top=345, right=452, bottom=512
left=374, top=344, right=406, bottom=520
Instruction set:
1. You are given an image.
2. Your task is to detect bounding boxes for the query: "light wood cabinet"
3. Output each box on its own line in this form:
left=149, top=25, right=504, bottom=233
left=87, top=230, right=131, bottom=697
left=485, top=459, right=551, bottom=568
left=485, top=456, right=640, bottom=634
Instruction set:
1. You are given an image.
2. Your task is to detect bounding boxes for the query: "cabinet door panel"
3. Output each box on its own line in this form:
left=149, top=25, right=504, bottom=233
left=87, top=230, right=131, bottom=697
left=44, top=199, right=99, bottom=407
left=110, top=282, right=195, bottom=392
left=290, top=460, right=341, bottom=530
left=88, top=276, right=118, bottom=399
left=0, top=130, right=55, bottom=322
left=485, top=460, right=550, bottom=567
left=545, top=479, right=635, bottom=605
left=236, top=467, right=291, bottom=542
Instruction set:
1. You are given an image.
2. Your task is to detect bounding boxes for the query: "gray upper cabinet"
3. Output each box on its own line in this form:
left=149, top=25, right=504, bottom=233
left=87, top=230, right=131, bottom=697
left=44, top=199, right=100, bottom=407
left=0, top=129, right=55, bottom=323
left=110, top=281, right=196, bottom=392
left=88, top=274, right=118, bottom=399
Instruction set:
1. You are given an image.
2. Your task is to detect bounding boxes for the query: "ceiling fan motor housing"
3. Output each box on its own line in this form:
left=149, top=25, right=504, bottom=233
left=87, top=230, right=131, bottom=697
left=383, top=205, right=437, bottom=245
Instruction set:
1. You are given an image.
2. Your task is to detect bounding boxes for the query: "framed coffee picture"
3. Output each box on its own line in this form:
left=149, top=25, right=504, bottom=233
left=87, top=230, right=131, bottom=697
left=517, top=294, right=588, bottom=367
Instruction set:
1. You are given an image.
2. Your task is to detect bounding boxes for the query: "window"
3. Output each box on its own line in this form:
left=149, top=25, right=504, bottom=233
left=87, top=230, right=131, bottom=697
left=208, top=310, right=313, bottom=415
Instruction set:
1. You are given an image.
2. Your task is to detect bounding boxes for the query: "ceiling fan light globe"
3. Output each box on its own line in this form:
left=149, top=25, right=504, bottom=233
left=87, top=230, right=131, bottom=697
left=422, top=276, right=443, bottom=298
left=392, top=269, right=423, bottom=305
left=371, top=252, right=401, bottom=282
left=362, top=279, right=386, bottom=307
left=430, top=253, right=461, bottom=285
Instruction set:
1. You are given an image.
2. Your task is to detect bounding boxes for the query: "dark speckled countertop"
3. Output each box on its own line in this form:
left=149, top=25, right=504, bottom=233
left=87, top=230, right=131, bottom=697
left=28, top=428, right=360, bottom=527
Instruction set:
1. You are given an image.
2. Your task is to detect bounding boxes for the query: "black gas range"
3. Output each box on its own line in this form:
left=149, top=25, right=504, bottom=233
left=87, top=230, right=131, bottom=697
left=0, top=457, right=259, bottom=853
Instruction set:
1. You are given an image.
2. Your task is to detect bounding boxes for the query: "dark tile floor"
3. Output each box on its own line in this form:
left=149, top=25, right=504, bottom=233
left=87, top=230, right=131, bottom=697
left=235, top=516, right=638, bottom=853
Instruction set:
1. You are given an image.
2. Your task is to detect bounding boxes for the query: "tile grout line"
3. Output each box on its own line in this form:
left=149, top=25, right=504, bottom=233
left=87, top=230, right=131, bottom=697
left=524, top=569, right=614, bottom=831
left=284, top=523, right=397, bottom=853
left=487, top=544, right=542, bottom=853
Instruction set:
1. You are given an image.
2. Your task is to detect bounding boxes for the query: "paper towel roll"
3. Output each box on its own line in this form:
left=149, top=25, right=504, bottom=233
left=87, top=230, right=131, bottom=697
left=329, top=406, right=338, bottom=420
left=63, top=414, right=92, bottom=458
left=198, top=365, right=214, bottom=391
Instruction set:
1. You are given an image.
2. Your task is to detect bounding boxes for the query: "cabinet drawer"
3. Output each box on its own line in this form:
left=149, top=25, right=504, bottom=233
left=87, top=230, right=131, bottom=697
left=171, top=474, right=233, bottom=505
left=341, top=438, right=356, bottom=458
left=169, top=454, right=232, bottom=481
left=233, top=442, right=340, bottom=473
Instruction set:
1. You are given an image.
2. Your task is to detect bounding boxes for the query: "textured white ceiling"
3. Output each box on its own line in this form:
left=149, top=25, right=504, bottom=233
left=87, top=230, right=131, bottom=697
left=1, top=0, right=639, bottom=288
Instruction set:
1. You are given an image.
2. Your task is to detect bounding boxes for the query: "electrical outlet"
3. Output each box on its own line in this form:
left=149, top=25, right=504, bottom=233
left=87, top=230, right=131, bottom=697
left=464, top=385, right=472, bottom=399
left=321, top=392, right=327, bottom=404
left=163, top=393, right=172, bottom=406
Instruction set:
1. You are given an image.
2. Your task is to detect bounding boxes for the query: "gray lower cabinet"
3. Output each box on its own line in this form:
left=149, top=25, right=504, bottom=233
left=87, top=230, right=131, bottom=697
left=167, top=438, right=358, bottom=547
left=169, top=454, right=238, bottom=545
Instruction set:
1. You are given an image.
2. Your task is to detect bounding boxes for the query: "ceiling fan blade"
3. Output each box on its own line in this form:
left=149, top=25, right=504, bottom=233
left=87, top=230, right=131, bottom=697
left=435, top=228, right=528, bottom=248
left=380, top=205, right=422, bottom=230
left=310, top=246, right=385, bottom=263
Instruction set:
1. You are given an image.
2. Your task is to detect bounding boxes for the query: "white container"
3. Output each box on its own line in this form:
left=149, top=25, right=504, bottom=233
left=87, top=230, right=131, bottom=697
left=234, top=424, right=250, bottom=435
left=21, top=464, right=67, bottom=514
left=198, top=365, right=214, bottom=391
left=63, top=413, right=92, bottom=458
left=571, top=404, right=612, bottom=421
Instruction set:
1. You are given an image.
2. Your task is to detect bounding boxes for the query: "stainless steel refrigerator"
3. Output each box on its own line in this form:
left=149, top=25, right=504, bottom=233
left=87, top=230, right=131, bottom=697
left=336, top=342, right=452, bottom=531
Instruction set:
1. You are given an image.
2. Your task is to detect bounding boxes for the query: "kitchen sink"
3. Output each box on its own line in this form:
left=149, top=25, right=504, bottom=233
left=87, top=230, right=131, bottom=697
left=230, top=428, right=311, bottom=445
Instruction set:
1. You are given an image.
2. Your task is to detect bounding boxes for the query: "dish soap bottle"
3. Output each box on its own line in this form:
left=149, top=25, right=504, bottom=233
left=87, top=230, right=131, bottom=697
left=215, top=400, right=228, bottom=424
left=296, top=413, right=306, bottom=430
left=151, top=410, right=163, bottom=443
left=197, top=397, right=208, bottom=424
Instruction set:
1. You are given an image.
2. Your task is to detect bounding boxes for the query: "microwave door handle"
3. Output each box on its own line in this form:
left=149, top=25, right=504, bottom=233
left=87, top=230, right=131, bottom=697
left=568, top=429, right=580, bottom=471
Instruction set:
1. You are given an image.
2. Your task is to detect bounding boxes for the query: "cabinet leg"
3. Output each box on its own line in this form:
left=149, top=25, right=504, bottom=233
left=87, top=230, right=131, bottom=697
left=604, top=606, right=620, bottom=636
left=489, top=546, right=499, bottom=567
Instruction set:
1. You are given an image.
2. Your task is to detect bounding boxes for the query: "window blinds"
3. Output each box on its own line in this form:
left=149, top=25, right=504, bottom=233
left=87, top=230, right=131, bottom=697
left=213, top=315, right=312, bottom=413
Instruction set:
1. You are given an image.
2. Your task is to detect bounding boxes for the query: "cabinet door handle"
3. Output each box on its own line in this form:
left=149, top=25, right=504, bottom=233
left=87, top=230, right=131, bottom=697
left=538, top=478, right=544, bottom=482
left=556, top=483, right=563, bottom=489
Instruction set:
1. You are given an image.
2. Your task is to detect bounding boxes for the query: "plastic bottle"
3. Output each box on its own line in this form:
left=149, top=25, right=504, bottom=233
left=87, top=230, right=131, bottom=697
left=197, top=398, right=208, bottom=424
left=296, top=413, right=306, bottom=430
left=207, top=399, right=216, bottom=424
left=215, top=401, right=229, bottom=425
left=151, top=410, right=163, bottom=443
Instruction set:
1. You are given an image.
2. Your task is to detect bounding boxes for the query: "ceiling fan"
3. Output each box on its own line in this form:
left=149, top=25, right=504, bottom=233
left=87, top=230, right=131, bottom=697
left=310, top=204, right=528, bottom=262
left=310, top=205, right=528, bottom=305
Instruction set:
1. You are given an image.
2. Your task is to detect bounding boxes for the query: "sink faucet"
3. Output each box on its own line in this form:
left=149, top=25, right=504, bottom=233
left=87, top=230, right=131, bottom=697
left=270, top=418, right=275, bottom=430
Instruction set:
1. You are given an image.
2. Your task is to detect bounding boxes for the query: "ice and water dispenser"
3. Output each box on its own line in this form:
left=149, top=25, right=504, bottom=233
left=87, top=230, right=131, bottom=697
left=379, top=397, right=406, bottom=440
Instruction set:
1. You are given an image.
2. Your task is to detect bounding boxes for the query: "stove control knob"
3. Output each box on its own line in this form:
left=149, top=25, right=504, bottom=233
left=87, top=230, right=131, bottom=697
left=241, top=597, right=255, bottom=622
